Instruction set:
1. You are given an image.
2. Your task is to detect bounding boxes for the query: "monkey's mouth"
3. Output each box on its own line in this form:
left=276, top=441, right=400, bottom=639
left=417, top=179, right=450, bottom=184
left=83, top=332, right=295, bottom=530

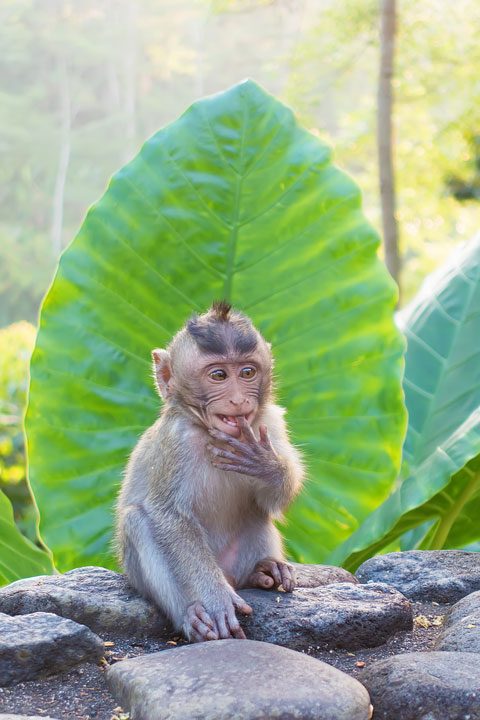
left=218, top=413, right=253, bottom=428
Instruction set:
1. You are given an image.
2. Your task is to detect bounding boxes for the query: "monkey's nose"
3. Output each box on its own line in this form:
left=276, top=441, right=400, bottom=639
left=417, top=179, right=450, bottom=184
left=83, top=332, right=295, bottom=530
left=229, top=397, right=250, bottom=406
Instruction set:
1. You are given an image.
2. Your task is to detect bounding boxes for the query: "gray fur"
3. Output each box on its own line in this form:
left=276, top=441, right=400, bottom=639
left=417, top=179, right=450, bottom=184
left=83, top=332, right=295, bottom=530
left=116, top=310, right=304, bottom=642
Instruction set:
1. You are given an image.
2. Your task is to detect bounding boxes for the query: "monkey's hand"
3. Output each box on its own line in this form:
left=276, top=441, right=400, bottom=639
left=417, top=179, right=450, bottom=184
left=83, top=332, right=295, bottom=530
left=247, top=558, right=296, bottom=593
left=184, top=587, right=252, bottom=642
left=208, top=418, right=286, bottom=485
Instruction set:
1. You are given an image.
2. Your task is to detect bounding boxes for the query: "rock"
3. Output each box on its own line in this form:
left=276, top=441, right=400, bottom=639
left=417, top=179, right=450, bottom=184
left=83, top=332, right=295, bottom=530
left=239, top=582, right=412, bottom=650
left=107, top=639, right=372, bottom=720
left=292, top=562, right=357, bottom=588
left=0, top=611, right=104, bottom=686
left=361, top=651, right=480, bottom=719
left=356, top=550, right=480, bottom=602
left=0, top=566, right=168, bottom=636
left=436, top=590, right=480, bottom=653
left=447, top=589, right=480, bottom=625
left=437, top=622, right=480, bottom=654
left=0, top=716, right=60, bottom=719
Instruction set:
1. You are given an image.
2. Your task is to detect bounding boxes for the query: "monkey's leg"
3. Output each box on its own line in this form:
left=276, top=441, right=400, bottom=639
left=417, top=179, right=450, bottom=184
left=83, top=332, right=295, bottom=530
left=121, top=504, right=251, bottom=642
left=121, top=504, right=214, bottom=638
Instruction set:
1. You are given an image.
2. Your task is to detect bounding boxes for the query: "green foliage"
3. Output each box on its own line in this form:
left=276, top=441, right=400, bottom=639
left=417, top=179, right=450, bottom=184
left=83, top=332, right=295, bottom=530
left=0, top=322, right=37, bottom=533
left=0, top=321, right=55, bottom=583
left=331, top=235, right=480, bottom=570
left=0, top=488, right=55, bottom=584
left=26, top=81, right=406, bottom=571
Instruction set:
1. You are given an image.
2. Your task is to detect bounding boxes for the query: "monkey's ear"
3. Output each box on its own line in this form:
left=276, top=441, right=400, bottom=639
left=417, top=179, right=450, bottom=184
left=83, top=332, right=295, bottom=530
left=152, top=349, right=173, bottom=400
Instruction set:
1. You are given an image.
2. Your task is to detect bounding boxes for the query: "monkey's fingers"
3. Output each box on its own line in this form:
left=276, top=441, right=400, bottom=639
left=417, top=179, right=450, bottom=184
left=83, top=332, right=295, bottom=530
left=207, top=444, right=241, bottom=463
left=259, top=425, right=274, bottom=451
left=260, top=559, right=283, bottom=587
left=225, top=607, right=247, bottom=640
left=237, top=416, right=259, bottom=445
left=230, top=592, right=253, bottom=616
left=212, top=461, right=259, bottom=476
left=186, top=603, right=218, bottom=642
left=279, top=562, right=296, bottom=593
left=190, top=625, right=218, bottom=642
left=208, top=429, right=249, bottom=453
left=248, top=570, right=275, bottom=590
left=215, top=611, right=234, bottom=640
left=195, top=604, right=216, bottom=629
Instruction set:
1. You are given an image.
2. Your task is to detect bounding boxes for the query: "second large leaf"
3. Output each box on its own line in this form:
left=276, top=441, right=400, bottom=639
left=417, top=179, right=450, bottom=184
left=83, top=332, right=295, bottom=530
left=26, top=80, right=406, bottom=570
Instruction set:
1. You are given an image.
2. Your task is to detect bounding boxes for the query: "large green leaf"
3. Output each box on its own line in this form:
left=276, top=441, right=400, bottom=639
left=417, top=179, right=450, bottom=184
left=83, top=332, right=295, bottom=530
left=332, top=235, right=480, bottom=570
left=0, top=488, right=55, bottom=584
left=26, top=80, right=405, bottom=570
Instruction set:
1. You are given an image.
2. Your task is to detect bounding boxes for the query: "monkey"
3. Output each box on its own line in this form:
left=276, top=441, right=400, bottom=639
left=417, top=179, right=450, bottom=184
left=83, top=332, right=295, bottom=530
left=115, top=301, right=305, bottom=642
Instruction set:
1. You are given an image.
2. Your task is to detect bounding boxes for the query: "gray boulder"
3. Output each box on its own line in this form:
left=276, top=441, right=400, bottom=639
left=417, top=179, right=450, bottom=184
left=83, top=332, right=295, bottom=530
left=356, top=550, right=480, bottom=602
left=447, top=589, right=480, bottom=624
left=361, top=651, right=480, bottom=719
left=107, top=639, right=373, bottom=720
left=239, top=582, right=412, bottom=650
left=0, top=566, right=168, bottom=636
left=436, top=590, right=480, bottom=653
left=0, top=611, right=104, bottom=686
left=292, top=562, right=357, bottom=588
left=0, top=716, right=60, bottom=719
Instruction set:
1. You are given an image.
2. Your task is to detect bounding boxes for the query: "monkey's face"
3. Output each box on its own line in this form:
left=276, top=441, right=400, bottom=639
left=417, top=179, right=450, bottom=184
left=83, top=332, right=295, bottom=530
left=196, top=356, right=267, bottom=438
left=154, top=304, right=273, bottom=434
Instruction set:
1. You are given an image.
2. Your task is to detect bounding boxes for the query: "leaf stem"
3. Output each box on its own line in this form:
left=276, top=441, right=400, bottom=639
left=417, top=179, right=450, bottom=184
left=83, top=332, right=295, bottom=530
left=428, top=469, right=480, bottom=549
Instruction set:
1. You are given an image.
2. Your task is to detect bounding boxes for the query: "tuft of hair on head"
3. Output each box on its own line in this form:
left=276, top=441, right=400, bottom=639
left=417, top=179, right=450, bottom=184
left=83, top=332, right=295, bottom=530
left=210, top=300, right=232, bottom=322
left=186, top=301, right=258, bottom=357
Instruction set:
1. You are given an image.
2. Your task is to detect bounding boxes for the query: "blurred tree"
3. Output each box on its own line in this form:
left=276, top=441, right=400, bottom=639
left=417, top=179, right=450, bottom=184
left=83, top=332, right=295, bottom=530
left=284, top=0, right=480, bottom=301
left=1, top=0, right=480, bottom=325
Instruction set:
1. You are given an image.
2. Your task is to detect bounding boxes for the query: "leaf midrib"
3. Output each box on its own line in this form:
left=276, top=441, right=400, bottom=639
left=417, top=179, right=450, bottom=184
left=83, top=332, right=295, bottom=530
left=223, top=100, right=247, bottom=300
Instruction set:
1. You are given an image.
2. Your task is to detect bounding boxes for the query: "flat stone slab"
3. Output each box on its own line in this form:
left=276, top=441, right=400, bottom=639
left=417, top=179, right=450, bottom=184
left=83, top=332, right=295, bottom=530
left=0, top=611, right=104, bottom=686
left=0, top=566, right=168, bottom=636
left=361, top=651, right=480, bottom=719
left=292, top=563, right=357, bottom=588
left=239, top=582, right=412, bottom=650
left=356, top=550, right=480, bottom=602
left=436, top=590, right=480, bottom=653
left=107, top=639, right=372, bottom=720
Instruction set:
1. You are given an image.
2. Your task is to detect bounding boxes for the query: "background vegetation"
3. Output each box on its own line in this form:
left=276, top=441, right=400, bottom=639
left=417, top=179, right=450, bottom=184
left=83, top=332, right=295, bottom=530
left=1, top=0, right=479, bottom=578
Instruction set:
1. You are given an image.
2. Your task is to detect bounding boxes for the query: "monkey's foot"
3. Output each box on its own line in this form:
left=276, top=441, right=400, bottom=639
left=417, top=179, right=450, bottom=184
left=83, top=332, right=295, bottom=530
left=184, top=602, right=218, bottom=642
left=184, top=593, right=252, bottom=643
left=247, top=559, right=296, bottom=592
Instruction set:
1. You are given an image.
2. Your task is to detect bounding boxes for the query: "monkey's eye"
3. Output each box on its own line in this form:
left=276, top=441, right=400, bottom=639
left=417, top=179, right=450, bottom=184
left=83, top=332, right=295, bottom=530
left=209, top=368, right=227, bottom=381
left=240, top=366, right=256, bottom=379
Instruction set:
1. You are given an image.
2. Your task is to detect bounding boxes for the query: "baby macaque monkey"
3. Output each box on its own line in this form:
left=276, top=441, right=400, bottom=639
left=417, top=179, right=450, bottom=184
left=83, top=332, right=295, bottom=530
left=116, top=301, right=304, bottom=642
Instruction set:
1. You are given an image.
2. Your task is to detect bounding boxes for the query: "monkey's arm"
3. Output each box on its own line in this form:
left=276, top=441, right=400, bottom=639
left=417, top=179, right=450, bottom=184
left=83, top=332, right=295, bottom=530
left=208, top=417, right=304, bottom=514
